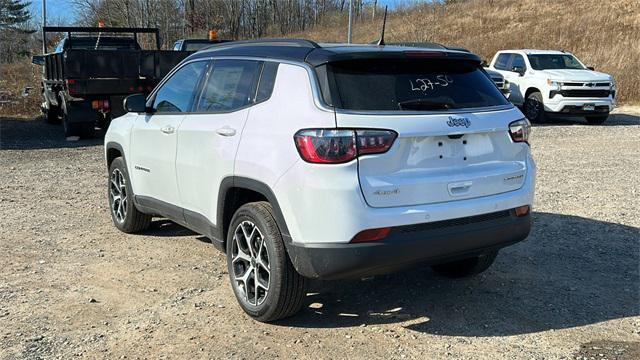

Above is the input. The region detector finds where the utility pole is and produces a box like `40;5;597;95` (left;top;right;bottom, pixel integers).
42;0;47;53
41;0;47;26
347;0;353;43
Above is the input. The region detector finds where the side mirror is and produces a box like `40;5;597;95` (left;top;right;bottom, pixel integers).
124;93;149;113
587;66;595;71
512;66;525;76
481;60;488;67
32;55;45;66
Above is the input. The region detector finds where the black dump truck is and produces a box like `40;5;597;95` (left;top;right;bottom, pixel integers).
32;26;193;138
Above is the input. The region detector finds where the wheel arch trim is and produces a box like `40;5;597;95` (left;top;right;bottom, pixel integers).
217;176;292;244
105;141;127;170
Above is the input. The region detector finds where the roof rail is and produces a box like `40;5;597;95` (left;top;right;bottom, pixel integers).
202;38;321;51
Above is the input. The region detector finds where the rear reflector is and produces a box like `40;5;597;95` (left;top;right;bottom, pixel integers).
350;227;392;243
514;205;530;217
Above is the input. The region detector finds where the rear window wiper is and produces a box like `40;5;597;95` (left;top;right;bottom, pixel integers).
397;99;454;111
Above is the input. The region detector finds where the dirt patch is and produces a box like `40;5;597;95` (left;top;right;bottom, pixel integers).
1;111;639;359
574;341;640;360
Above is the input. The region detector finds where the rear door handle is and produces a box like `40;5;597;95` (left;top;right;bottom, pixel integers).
161;125;175;134
215;127;236;137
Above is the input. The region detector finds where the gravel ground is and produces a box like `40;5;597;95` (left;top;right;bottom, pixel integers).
1;109;639;359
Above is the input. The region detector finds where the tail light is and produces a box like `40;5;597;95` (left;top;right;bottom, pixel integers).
508;119;531;144
294;129;397;164
66;79;76;95
91;99;110;110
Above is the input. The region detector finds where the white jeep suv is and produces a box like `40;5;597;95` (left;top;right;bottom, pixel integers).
489;49;615;124
105;40;536;322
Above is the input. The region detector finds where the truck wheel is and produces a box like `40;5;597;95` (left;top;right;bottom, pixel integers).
431;250;498;278
586;115;608;125
108;157;152;233
227;202;307;322
523;92;547;123
62;107;95;139
45;105;61;124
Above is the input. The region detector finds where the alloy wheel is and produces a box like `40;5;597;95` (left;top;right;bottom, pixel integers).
109;168;128;223
525;98;541;120
231;220;271;306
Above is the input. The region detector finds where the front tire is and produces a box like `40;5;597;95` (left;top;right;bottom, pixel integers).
108;157;151;233
523;91;547;123
431;250;499;278
227;202;307;322
586;115;608;125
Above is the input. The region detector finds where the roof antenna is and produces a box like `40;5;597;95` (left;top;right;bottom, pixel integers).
377;6;388;46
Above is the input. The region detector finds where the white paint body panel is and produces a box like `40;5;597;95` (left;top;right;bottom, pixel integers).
234;63;335;188
129;113;184;205
175;109;250;223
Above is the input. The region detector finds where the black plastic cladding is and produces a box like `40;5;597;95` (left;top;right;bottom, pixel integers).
184;39;482;67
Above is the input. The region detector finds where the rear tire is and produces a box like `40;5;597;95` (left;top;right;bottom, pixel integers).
586;115;608;125
523;91;547;123
227;202;307;322
431;250;499;278
62;105;95;139
45;104;60;124
108;157;152;233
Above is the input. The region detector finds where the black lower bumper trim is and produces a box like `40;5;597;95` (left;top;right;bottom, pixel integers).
286;211;531;280
558;105;610;115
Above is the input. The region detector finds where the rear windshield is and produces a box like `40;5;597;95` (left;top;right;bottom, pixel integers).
183;40;232;51
324;58;509;111
183;41;213;51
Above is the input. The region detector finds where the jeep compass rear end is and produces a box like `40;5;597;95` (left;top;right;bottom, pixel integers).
281;47;535;281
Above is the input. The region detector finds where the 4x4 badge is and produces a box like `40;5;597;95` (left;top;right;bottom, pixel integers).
447;116;471;128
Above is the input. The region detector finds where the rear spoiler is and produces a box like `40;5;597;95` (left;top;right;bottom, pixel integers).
42;26;161;53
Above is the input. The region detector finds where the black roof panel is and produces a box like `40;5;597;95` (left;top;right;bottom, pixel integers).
187;39;481;66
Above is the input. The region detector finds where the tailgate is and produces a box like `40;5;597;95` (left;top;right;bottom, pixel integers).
337;108;528;208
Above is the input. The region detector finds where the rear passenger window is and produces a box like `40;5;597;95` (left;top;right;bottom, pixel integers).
494;53;512;70
196;60;261;112
152;61;207;113
256;62;279;103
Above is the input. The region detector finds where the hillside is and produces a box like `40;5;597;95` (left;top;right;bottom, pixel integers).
0;0;638;118
293;0;640;104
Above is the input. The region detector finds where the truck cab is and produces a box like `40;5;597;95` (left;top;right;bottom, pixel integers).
172;38;232;51
488;49;615;124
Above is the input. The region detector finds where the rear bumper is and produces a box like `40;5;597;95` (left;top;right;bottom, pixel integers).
286;210;531;280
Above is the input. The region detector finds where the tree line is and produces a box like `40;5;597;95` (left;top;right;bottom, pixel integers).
71;0;381;48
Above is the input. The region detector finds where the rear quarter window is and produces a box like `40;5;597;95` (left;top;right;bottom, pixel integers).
324;58;510;111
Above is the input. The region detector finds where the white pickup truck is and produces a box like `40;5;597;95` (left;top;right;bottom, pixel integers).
488;49;615;124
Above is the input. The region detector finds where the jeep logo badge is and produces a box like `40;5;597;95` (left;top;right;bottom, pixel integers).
447;116;471;128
